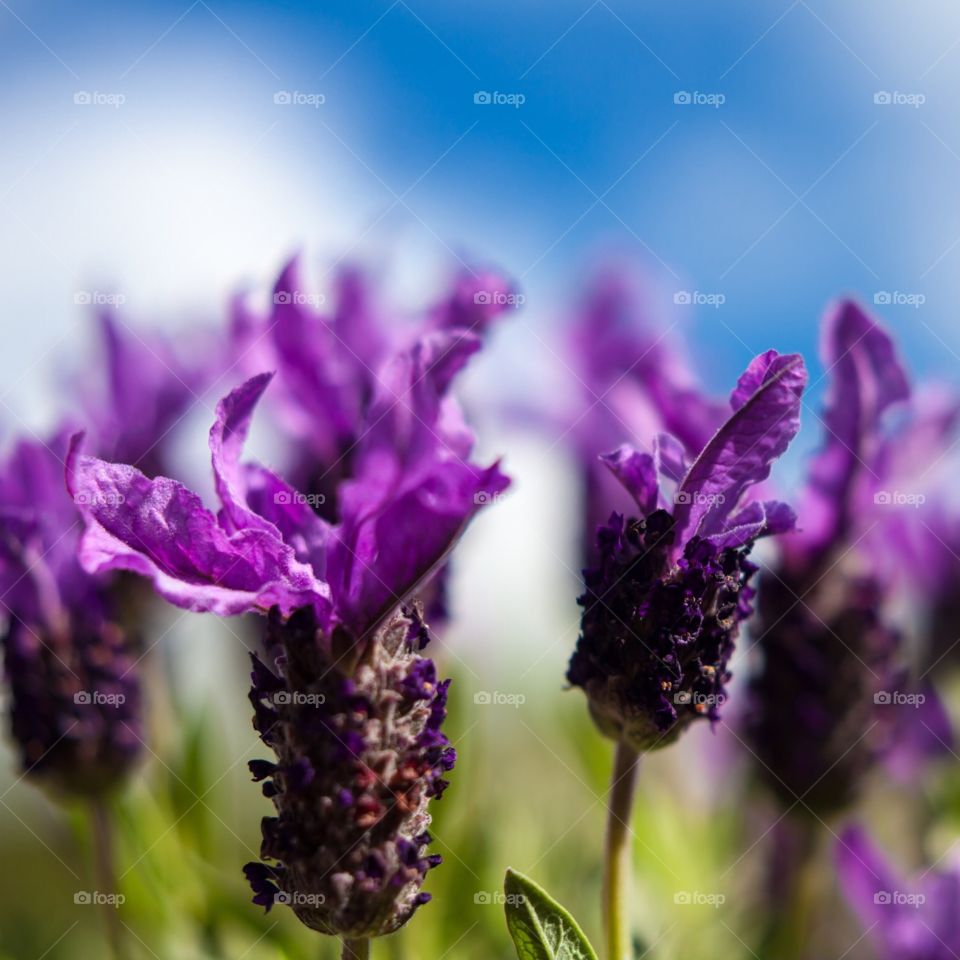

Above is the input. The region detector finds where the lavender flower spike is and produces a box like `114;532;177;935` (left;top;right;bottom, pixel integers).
68;330;509;938
568;350;807;752
747;301;912;818
0;434;142;796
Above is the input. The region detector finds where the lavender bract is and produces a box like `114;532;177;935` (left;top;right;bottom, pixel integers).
564;269;727;556
68;330;508;935
568;350;807;751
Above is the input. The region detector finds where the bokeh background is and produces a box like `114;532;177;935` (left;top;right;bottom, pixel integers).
2;2;960;958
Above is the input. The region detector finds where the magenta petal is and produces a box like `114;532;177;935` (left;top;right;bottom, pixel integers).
599;445;658;515
674;352;807;543
211;373;279;536
327;331;508;635
67;438;330;619
800;301;910;554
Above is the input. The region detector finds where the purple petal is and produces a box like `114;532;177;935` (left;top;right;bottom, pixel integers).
836;826;901;933
799;301;910;555
599;445;658;515
674;352;807;543
327;331;509;635
710;500;797;548
67;437;330;619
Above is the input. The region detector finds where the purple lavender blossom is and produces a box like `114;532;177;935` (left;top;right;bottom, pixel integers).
67;330;508;935
0;433;142;796
746;300;934;817
837;826;960;960
568;350;807;751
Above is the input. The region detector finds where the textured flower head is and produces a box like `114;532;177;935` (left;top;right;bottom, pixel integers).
0;433;141;796
568;350;807;751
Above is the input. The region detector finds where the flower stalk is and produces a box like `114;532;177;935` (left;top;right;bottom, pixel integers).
342;938;370;960
90;798;127;960
603;742;639;960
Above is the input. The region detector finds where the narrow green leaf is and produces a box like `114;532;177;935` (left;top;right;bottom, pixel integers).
503;868;600;960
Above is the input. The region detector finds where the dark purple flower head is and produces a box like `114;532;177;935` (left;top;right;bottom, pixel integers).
67;329;508;932
568;350;807;751
747;301;938;816
0;434;141;796
837;826;960;960
244;603;451;936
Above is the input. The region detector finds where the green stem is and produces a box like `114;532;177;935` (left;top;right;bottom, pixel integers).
342;938;371;960
89;798;128;960
603;741;640;960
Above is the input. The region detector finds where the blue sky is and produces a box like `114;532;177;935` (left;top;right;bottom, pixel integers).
2;0;960;425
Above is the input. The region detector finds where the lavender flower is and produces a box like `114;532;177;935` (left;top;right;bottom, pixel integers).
747;301;920;817
67;330;508;936
568;350;807;751
0;433;142;796
837;826;959;960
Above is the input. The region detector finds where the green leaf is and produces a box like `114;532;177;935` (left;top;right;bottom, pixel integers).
503;868;600;960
